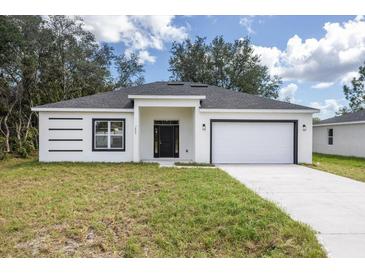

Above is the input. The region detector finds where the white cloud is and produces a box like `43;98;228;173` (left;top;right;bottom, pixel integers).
138;50;156;64
253;16;365;86
341;71;360;85
239;16;255;35
81;16;134;43
80;16;188;63
253;45;282;74
310;99;343;119
279;83;298;102
355;15;364;22
311;82;335;89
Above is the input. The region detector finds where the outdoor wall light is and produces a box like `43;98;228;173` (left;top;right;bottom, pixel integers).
302;124;307;131
202;123;206;131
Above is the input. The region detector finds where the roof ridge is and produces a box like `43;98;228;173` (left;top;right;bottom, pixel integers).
33;81;316;110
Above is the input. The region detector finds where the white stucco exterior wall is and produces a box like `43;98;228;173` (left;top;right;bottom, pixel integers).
313;123;365;158
36;107;315;164
195;111;314;164
38;111;134;162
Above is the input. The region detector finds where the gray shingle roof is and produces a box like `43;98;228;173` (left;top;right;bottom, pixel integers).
34;81;316;110
316;109;365;124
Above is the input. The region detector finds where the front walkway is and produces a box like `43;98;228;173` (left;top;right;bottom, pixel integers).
218;164;365;258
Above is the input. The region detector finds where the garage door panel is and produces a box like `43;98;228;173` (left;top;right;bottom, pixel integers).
212;122;294;164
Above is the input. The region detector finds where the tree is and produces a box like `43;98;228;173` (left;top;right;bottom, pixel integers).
169;37;213;84
38;16;114;102
169;36;282;98
313;117;321;124
336;106;351;116
0;15;145;158
114;53;145;88
342;62;365;112
0;16;43;153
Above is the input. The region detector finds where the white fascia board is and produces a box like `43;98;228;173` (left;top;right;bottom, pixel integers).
31;107;134;113
313;121;365;127
128;95;206;100
199;108;319;113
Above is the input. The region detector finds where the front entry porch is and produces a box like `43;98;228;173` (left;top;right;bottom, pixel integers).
130;94;204;162
138;107;194;162
133;103;200;162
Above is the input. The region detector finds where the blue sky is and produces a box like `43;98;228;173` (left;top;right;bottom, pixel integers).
82;15;364;119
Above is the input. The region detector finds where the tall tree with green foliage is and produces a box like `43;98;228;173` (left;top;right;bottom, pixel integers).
340;62;365;114
169;36;282;98
38;16;115;102
0;15;145;158
0;16;44;154
114;53;145;88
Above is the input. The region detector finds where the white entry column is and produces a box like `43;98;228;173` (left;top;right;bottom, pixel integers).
133;104;140;162
194;106;199;162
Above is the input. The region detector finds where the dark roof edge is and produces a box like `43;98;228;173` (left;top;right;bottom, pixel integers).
31;81;319;111
315;109;365;125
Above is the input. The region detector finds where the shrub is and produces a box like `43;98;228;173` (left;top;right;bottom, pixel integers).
15;139;35;158
0;136;7;160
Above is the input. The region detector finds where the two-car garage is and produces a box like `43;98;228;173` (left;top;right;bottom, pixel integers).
211;120;298;164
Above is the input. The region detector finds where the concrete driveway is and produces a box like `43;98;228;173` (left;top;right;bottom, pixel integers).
218;164;365;258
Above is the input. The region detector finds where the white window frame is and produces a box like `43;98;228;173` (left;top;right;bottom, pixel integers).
93;119;125;151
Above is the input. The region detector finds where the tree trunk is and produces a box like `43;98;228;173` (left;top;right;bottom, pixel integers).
1;113;11;153
15;105;23;147
24;112;34;140
2;101;16;152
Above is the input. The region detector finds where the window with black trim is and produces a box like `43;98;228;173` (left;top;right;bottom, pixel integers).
93;119;125;151
328;128;333;145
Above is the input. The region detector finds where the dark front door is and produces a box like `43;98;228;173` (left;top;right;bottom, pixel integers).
159;126;174;157
154;121;179;158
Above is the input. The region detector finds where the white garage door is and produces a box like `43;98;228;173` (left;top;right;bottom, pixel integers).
212;121;294;164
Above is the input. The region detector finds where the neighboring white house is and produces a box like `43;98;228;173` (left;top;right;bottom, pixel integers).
31;82;318;164
313;109;365;158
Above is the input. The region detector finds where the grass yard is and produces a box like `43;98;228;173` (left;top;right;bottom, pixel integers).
0;157;325;258
311;153;365;183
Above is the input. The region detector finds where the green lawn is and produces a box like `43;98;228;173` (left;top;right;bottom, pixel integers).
0;157;325;258
311;153;365;183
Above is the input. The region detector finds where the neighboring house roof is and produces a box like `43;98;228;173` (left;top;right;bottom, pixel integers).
33;81;316;110
316;109;365;125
